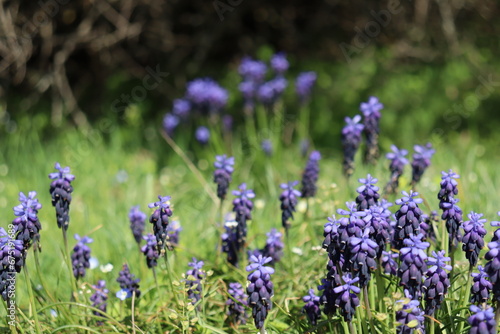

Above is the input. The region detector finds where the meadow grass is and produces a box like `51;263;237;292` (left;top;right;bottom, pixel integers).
0;114;499;333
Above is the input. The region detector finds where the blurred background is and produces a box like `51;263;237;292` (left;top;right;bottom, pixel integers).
0;0;499;148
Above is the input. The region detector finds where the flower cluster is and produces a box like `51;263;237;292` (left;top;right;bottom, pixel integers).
90;280;108;324
295;72;317;103
71;234;93;280
462;212;487;267
246;255;274;330
226;282;248;326
392;191;424;250
384;145;409;194
213;155;235;201
185;258;205;305
333;275;361;322
470;265;491;304
355;174;380;210
186;78;228;114
422;250;451;315
411;143;435;185
48;162;75;230
395;291;425;334
0;228;24;301
232;184;255;252
262;228;284;265
12;191;42;251
301;151;321;199
302;289;322;326
468;305;497;334
348;228;378;287
398;234;429;298
141;234;159;269
341;115;364;177
148;195;173;254
438;170;462;251
116;264;141;299
129;206;146;246
360;96;383;164
279;181;301;232
166;220;181;251
222;221;239;267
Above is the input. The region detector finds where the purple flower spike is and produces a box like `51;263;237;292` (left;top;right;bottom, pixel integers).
439;197;463;251
411;143;435;185
186;78;228;114
262;228;284;265
129;206;146;246
12;191;42;250
222;220;240;267
195;126;210;145
279;181;301;232
232;183;255;252
462;212;487;267
423;250;451;315
226;282;248;325
172;98;191;119
213;155;235;201
148;195;173;254
360;96;383;164
349;228;378;287
71;234;94;280
301;151;321;199
239;57;267;83
395;290;425;333
398;234;429;298
484;236;500;302
420;211;438;243
90;280;108;325
246;255;274;330
364;204;392;259
141;234;159;269
270;52;289;75
49;162;75;230
116;264;141;299
261;139;273;157
468;305;497;334
438;169;460;201
381;251;398;276
257;77;288;107
341;115;364;177
384;145;409;194
392;191;424;250
470;265;492;304
184;258;205;306
1;228;24;301
166;220;181;251
356;174;380;210
302;289;322;326
163;113;180;136
333;274;361;322
295;71;317;103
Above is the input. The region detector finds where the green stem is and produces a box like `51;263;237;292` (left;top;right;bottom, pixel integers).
375;265;386;313
62;228;78;301
429;318;435;334
152;268;164;334
131;291;136;334
348;321;357;334
457;266;472;333
23;265;41;334
363;285;376;334
163;253;179;305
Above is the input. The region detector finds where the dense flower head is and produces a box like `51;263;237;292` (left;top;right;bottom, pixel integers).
468;305;497;334
336;202;367;270
172;98;191;119
270;52;289;74
392;191;424;249
222;221;239;267
246;255;274;329
422;250;451;315
295;71;317;102
185;258;205;305
141;234;159;269
322;215;343;263
186;78;228;113
381;250;399;276
364;204;392;258
333;274;361;321
239;81;257;103
262;228;284;265
279;181;301;231
349;228;378;287
163;113;180;136
385;145;409;193
239;57;267;83
116;264;141;299
213;154;235;201
462;212;487;267
301;150;321;198
420;211;438;243
356;174;380;210
129;206;146;245
440;197;463;248
90;280;108;324
470;265;492;304
232;183;255;251
360;96;383;164
71;234;93;280
302;289;322;326
12;191;42;249
166;220;181;251
411;143;435;184
261;139;273;156
257;77;288;106
148;195;173;253
360;96;383;119
398;234;429;298
341;115;364;177
438;169;460;201
395;291;425;334
484;237;500;302
0;228;25;301
226;282;248;325
195;126;210;145
49;162;75;230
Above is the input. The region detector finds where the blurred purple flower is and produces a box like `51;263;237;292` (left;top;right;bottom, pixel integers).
116;264;141;299
270;52;289;75
213;154;235;201
301;150;321;198
341;115;364;177
71;234;93;280
279;181;301;231
129;206;146;246
246;255;274;330
411;143;435;185
186;78;228;114
226;282;248;325
49;162;75;230
302;289;321;326
295;71;317;103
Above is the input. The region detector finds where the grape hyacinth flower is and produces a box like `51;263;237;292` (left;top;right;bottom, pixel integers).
186;78;228;114
336;202;367;272
232;184;255;252
484;234;500;303
364;204;392;259
195;126;210;145
422;250;451;315
385;145;409;194
261;139;273;157
239;57;267;83
163;113;180;137
262;228;284;265
172;98;191;120
12;191;42;250
322;215;342;263
349;228;378;287
246;255;274;330
438;169;460;202
213;154;235;201
462;212;487;268
257;77;288;107
1;228;25;301
90;280;108;325
148;195;173;254
71;234;93;280
279;181;301;232
381;250;399;276
185;258;205;305
468;305;497;334
341;115;364;177
295;71;317;103
302;289;322;327
239;81;258;111
420;211;438;243
440;197;463;250
360;96;383;164
226;282;248;326
355;174;380;210
129;206;146;246
141;234;159;269
333;274;361;322
301;151;321;199
470;265;492;304
411;143;435;186
166;220;181;251
398;234;429;298
222;221;239;267
395;291;425;334
392;191;424;250
48;162;75;230
116;264;141;299
270;52;289;75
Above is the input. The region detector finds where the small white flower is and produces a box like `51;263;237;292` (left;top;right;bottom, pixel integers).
292;247;303;256
297;200;307;213
50;309;58;318
89;257;99;269
255;199;265;210
100;263;114;273
116;289;130;301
